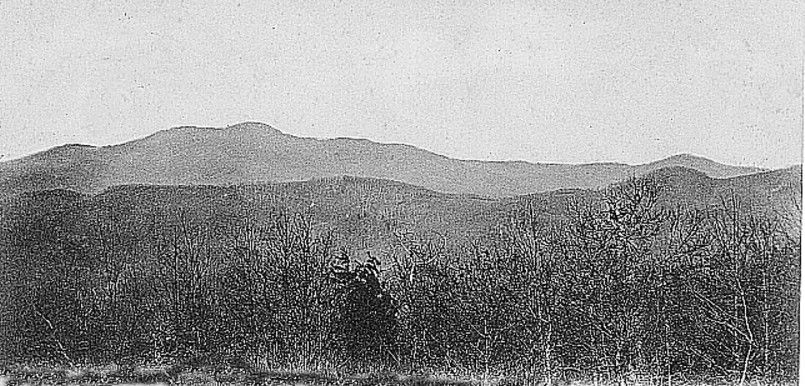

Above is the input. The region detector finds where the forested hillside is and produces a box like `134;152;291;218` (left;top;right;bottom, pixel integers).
0;169;800;384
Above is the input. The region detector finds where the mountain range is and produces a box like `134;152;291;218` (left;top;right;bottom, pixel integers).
0;123;800;286
0;122;770;198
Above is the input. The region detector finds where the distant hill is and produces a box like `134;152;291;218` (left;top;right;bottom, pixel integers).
507;165;801;222
0;122;767;198
2;167;798;260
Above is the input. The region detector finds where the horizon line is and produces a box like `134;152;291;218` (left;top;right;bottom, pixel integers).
1;121;791;171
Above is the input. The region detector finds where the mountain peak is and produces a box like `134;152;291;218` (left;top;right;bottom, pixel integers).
654;153;721;165
224;121;284;133
159;121;285;134
644;153;765;178
138;122;288;144
665;153;703;161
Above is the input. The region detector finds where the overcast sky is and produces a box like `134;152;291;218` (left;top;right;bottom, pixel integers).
0;1;801;168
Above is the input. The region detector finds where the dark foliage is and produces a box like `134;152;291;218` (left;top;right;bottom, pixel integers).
331;250;397;362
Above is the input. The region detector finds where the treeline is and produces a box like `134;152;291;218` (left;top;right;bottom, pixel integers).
0;179;799;383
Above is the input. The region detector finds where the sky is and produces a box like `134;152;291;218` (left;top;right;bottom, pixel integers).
0;0;801;168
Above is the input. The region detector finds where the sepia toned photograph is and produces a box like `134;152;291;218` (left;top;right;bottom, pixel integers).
0;1;801;385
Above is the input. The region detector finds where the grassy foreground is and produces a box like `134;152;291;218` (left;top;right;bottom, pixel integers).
1;363;472;386
0;362;797;386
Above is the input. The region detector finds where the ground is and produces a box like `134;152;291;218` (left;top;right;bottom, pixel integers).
1;364;481;386
0;364;796;386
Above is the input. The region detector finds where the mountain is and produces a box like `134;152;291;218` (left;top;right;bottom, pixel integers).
0;122;768;198
630;165;801;217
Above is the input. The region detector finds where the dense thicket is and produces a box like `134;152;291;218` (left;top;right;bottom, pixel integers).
0;179;799;383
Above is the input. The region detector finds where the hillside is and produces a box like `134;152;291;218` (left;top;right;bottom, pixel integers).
0;122;766;198
2;167;798;260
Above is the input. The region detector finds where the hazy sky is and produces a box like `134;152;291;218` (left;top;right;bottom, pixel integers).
0;1;801;168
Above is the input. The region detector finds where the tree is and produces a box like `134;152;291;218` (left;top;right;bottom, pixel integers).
331;250;396;363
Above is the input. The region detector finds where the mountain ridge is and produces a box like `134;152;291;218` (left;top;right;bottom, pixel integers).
0;122;775;198
14;123;767;170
